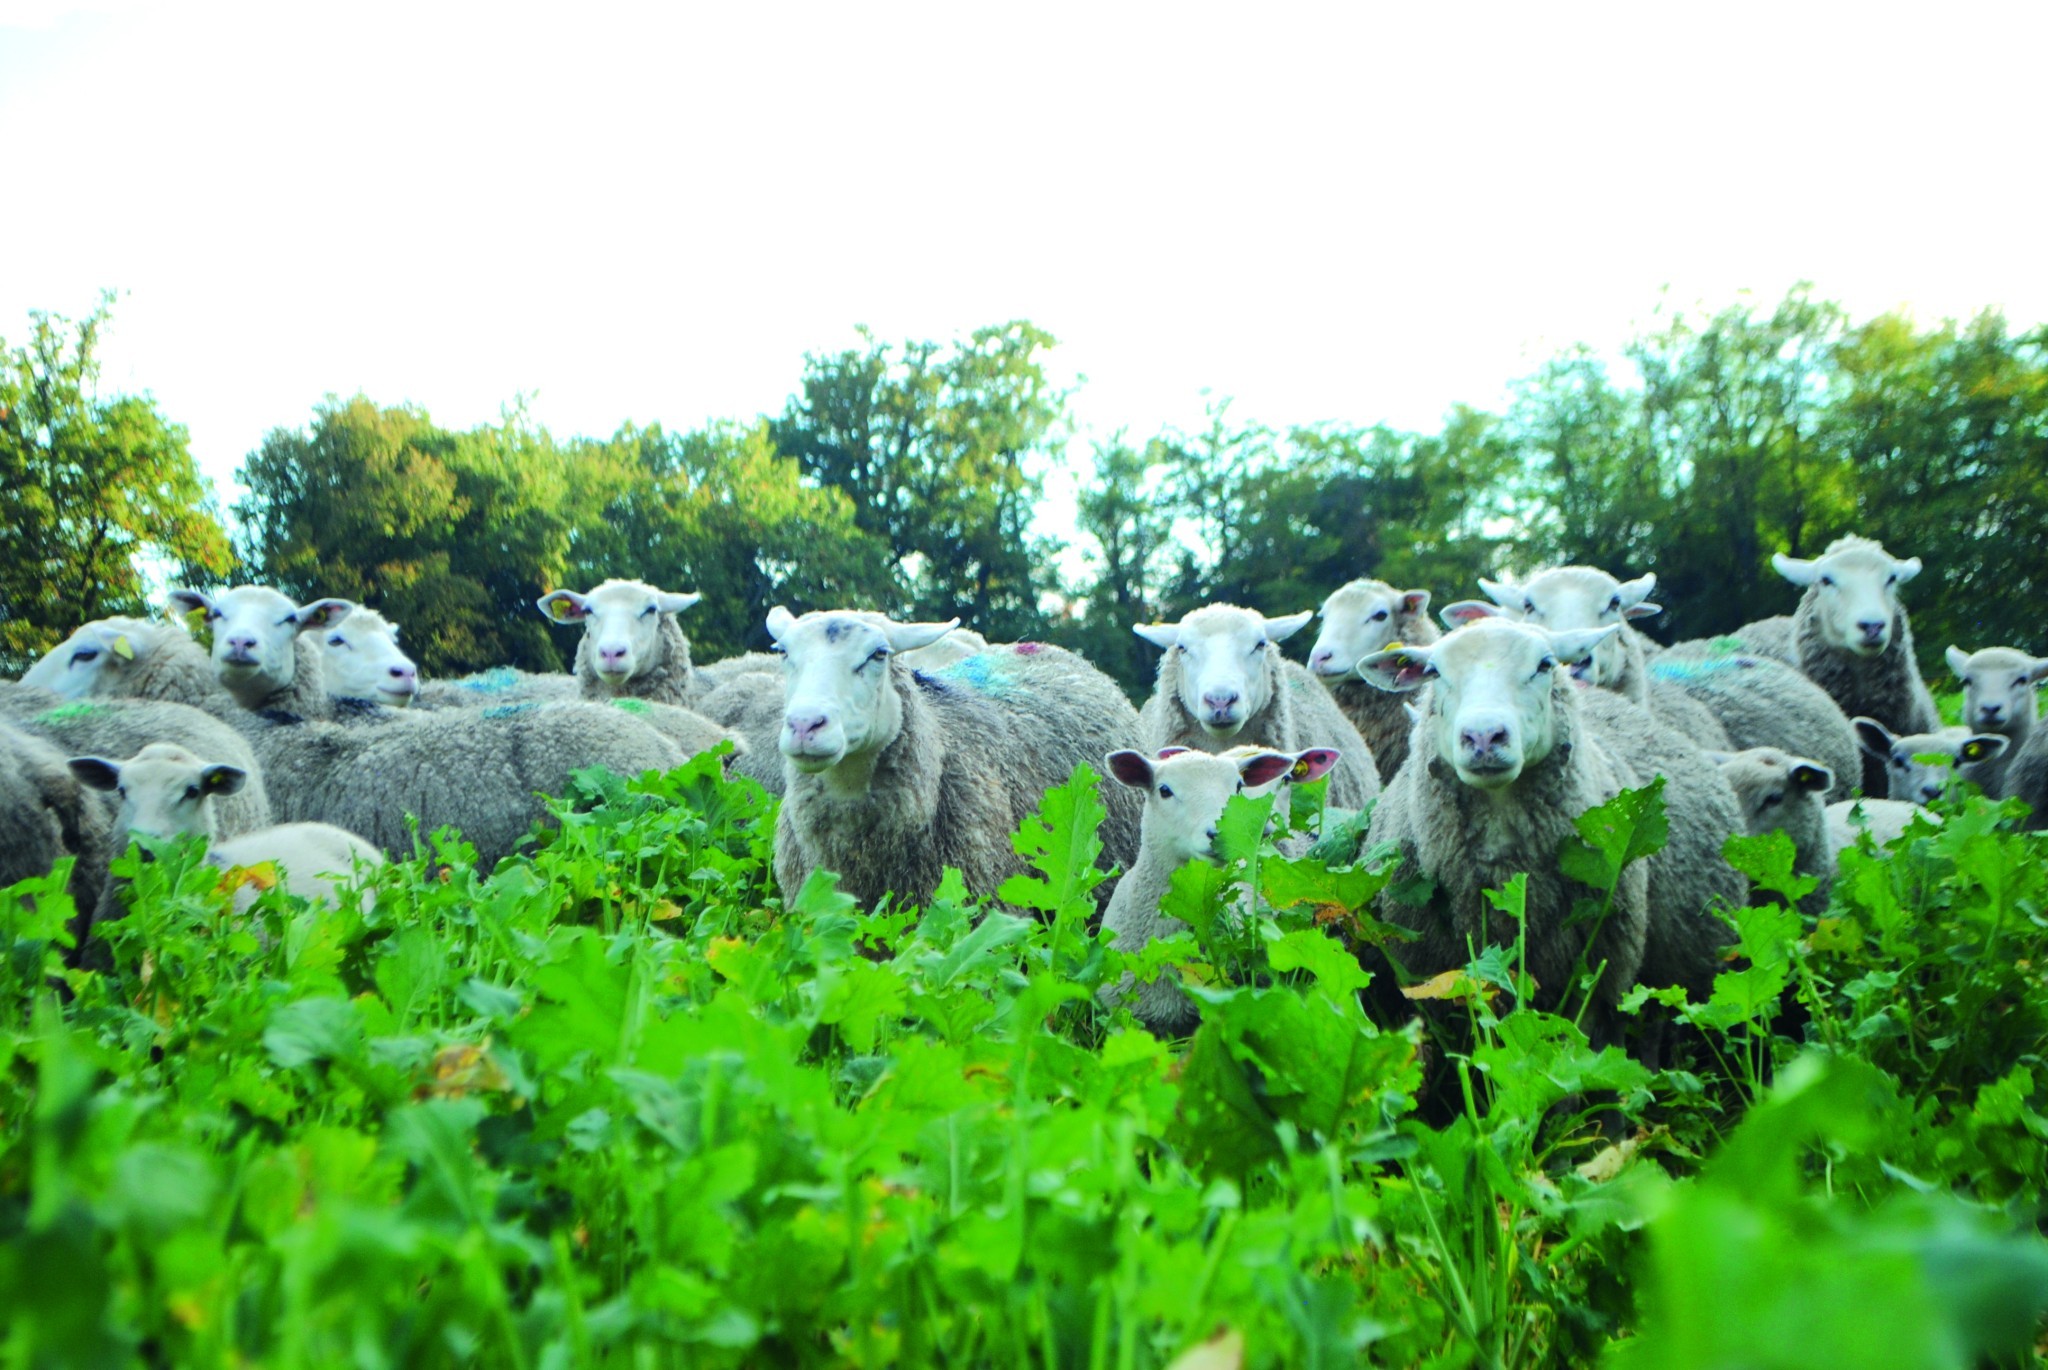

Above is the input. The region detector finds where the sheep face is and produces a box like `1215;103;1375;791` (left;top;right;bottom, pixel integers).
1771;540;1921;658
1707;746;1833;836
1307;581;1427;681
1358;619;1619;791
318;608;419;706
1106;746;1337;866
1852;719;2007;803
538;580;701;689
19;617;159;700
1946;645;2048;734
765;607;957;774
167;586;355;701
1136;605;1313;738
1467;567;1658;688
68;742;246;842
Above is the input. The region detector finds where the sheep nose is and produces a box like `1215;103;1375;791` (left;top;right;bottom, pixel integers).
1204;826;1219;845
1856;619;1887;641
389;664;417;686
1201;690;1240;713
1308;648;1334;670
225;634;258;656
1978;703;2003;722
598;644;629;666
1462;725;1510;755
1919;784;1942;802
786;714;828;745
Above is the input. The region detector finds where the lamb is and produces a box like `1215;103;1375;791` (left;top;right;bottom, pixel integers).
1826;796;1940;851
1305;579;1438;783
69;743;383;928
1135;604;1380;811
1448;567;1731;750
1944;646;2048;797
1851;718;2009;805
766;609;1143;911
1099;746;1340;1034
1647;641;1861;804
1707;747;1839;913
1722;537;1939;796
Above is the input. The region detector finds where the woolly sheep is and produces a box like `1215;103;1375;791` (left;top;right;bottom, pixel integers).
0;720;110;931
1449;567;1732;751
1826;797;1939;851
765;609;1143;911
1727;537;1939;796
2006;729;2048;832
1648;641;1861;804
1944;645;2048;797
69;743;383;925
166;586;357;718
696;671;790;795
1851;718;2008;804
1305;579;1438;783
1098;746;1340;1034
1708;747;1838;914
1135;604;1380;811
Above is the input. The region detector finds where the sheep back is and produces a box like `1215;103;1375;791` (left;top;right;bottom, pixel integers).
697;672;788;795
1650;643;1860;803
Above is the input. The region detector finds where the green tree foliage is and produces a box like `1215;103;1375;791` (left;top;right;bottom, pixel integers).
0;297;231;671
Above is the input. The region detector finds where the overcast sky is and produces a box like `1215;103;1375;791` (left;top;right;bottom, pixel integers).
3;1;2044;513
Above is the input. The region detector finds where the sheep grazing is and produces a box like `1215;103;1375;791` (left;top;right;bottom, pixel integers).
69;743;382;926
1708;747;1838;913
766;608;1143;911
1945;645;2048;797
1648;642;1861;804
1099;746;1340;1034
1448;567;1731;750
1305;579;1438;783
1135;604;1380;811
1851;718;2008;805
1727;537;1939;796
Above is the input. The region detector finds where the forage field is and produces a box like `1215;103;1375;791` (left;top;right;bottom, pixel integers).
3;745;2047;1368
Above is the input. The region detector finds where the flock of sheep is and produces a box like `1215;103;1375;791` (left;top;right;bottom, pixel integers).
4;533;2044;1044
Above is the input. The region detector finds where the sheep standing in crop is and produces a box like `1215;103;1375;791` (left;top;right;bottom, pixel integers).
1718;538;1938;796
1945;646;2047;797
0;720;110;928
1305;580;1438;783
1708;747;1839;913
1099;746;1339;1034
1647;642;1861;803
767;609;1143;910
1851;718;2009;805
1136;605;1379;811
1450;567;1730;750
70;743;382;927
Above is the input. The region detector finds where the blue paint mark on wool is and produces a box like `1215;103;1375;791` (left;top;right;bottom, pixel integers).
458;667;523;695
1651;651;1764;684
932;653;1022;699
481;702;539;720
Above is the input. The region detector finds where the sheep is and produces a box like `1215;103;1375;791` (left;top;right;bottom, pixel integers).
1448;567;1732;750
0;684;273;843
312;606;422;706
1726;537;1939;796
2006;730;2048;832
898;628;990;673
1708;747;1838;913
1944;645;2048;797
696;671;790;795
1851;718;2009;805
0;720;111;931
19;616;223;712
1305;579;1439;783
765;609;1143;911
1135;604;1380;812
165;587;357;718
1826;797;1939;851
68;743;383;927
1648;640;1861;804
1098;746;1340;1034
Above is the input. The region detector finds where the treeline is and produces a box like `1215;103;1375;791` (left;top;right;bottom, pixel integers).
3;290;2044;692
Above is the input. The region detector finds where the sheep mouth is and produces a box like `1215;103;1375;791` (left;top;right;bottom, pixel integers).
782;742;846;773
1198;712;1246;736
1456;759;1521;788
1309;660;1352;679
376;686;418;707
1846;637;1891;658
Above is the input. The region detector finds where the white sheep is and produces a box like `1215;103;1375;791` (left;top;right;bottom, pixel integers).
538;579;771;705
313;605;421;705
165;587;357;717
1304;579;1438;783
1944;645;2047;797
1099;745;1339;1034
1850;718;2008;805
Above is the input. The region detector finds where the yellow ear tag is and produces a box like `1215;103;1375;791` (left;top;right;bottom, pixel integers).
112;635;134;660
1387;641;1405;651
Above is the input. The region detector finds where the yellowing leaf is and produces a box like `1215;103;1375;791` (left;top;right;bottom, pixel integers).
1167;1328;1244;1370
421;1042;509;1099
1402;969;1499;1003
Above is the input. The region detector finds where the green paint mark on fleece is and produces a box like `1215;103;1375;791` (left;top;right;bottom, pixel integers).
37;702;106;723
611;699;651;715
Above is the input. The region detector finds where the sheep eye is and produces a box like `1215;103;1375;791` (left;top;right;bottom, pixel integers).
1523;599;1537;615
1819;575;1835;588
1370;609;1389;622
1249;639;1266;653
1535;656;1557;674
328;635;347;647
1607;595;1621;613
1961;677;1973;688
72;648;99;664
1235;779;1245;792
1761;792;1782;808
867;647;889;665
1893;756;1908;768
184;784;200;801
1158;784;1173;799
1885;574;1898;587
640;605;658;617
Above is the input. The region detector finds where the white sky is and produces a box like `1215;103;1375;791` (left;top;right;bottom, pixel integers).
3;1;2045;537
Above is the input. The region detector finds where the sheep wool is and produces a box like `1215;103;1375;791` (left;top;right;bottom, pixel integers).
0;720;111;929
1307;579;1440;783
1649;642;1861;803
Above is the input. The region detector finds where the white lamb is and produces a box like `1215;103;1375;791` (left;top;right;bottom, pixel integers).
1850;718;2009;805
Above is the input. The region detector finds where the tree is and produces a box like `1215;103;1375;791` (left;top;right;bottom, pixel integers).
1064;436;1178;691
0;296;232;671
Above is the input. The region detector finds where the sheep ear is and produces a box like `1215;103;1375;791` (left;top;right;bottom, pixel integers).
764;605;798;643
1357;646;1437;694
1286;748;1341;784
1550;624;1623;666
2025;658;2048;686
1960;735;2009;763
884;618;958;653
166;588;214;617
1398;590;1430;617
538;590;593;624
1852;717;1896;759
200;764;248;796
1790;760;1834;793
1477;577;1517;608
1772;553;1820;586
655;591;702;616
1440;600;1503;628
1263;610;1314;643
294;598;356;633
1236;750;1298;789
1616;572;1658;608
1156;746;1193;759
1892;557;1923;584
1623;600;1663;621
1133;622;1180;650
1945;645;1971;677
68;757;122;792
1104;750;1155;788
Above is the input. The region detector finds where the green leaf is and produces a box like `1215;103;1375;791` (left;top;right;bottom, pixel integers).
1560;777;1668;890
